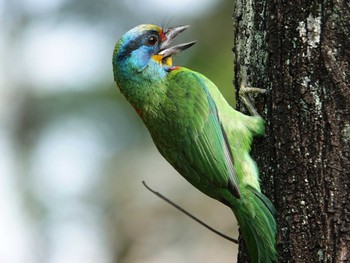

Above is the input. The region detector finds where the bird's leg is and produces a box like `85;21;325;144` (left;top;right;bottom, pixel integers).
239;68;266;117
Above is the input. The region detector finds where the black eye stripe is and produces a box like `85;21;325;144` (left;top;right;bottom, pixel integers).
116;35;143;61
116;31;160;61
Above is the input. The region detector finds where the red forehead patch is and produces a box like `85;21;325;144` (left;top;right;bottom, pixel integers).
159;30;166;41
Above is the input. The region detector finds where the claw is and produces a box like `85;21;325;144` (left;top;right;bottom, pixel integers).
239;68;266;117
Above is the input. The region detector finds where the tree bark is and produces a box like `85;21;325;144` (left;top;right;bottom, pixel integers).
232;1;350;262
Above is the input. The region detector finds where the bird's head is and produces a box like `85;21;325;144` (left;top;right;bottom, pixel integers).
113;24;195;80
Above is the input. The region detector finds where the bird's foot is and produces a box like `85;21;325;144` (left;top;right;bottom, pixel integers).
239;86;266;96
238;68;266;116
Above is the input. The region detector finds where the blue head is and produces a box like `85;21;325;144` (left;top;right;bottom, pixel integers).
112;24;195;86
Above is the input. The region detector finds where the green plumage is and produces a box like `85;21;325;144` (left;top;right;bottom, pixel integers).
113;24;277;263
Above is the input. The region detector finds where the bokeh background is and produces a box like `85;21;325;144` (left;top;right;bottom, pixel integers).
0;0;239;262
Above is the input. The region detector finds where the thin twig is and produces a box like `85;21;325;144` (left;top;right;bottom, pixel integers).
142;180;238;244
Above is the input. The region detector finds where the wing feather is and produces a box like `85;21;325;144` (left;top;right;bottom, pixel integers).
166;69;240;198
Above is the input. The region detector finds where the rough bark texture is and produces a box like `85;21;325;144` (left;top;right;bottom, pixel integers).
232;1;350;262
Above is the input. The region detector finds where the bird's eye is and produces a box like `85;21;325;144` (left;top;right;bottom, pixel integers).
147;35;158;46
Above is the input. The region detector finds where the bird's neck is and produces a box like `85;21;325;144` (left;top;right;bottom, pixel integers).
115;59;167;115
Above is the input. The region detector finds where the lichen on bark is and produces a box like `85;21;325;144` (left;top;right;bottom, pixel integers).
232;1;350;262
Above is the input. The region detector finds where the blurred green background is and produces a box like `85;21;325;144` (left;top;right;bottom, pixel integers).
0;0;238;262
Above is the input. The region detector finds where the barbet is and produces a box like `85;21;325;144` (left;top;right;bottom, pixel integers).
112;24;277;263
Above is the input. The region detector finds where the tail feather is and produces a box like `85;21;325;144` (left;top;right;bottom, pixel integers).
252;187;276;216
232;188;277;263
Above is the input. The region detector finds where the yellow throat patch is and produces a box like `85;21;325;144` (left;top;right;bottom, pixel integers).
152;54;173;66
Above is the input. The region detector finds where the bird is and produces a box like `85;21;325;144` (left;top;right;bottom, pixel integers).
112;24;277;263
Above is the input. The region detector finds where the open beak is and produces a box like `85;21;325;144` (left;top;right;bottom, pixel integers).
158;25;196;59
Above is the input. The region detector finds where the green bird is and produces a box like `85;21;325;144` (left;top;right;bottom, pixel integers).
112;24;277;263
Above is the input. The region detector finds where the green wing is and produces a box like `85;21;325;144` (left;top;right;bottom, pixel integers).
163;68;240;198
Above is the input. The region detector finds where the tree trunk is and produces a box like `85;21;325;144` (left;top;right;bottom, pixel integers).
232;1;350;262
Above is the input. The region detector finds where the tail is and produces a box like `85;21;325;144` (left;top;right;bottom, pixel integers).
232;187;277;263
